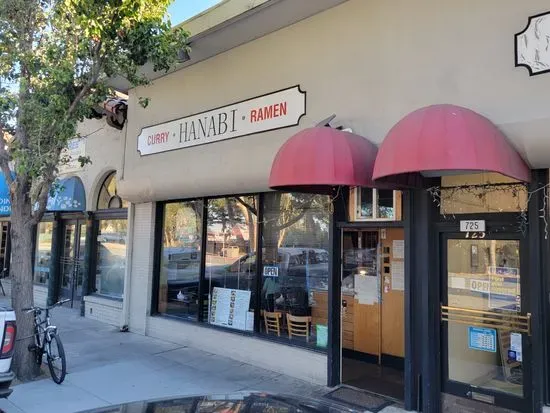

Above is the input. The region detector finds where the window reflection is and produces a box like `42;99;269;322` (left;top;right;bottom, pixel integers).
260;193;330;349
158;201;203;320
34;222;53;285
205;196;257;331
95;219;127;298
358;188;373;219
377;189;394;219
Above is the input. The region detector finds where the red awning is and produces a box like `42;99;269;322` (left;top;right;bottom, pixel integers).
373;104;531;186
269;127;378;192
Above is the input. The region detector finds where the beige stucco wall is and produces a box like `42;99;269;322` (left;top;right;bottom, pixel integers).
61;117;126;211
120;0;550;203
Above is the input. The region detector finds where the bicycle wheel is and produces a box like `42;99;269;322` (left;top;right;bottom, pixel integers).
46;333;66;384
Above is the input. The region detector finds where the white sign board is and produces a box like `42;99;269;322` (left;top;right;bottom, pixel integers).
263;266;278;277
209;287;251;331
516;12;550;76
137;86;306;155
460;220;485;232
59;138;86;173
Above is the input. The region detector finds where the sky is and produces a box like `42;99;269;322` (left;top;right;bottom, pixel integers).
168;0;222;25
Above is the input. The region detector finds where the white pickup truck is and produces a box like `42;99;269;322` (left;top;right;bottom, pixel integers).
0;306;16;398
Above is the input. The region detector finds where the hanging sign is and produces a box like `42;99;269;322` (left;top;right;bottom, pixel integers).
137;85;306;155
263;266;279;277
460;220;485;232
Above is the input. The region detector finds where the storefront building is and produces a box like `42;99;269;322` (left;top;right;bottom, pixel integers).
110;1;550;412
2;112;130;326
4;0;550;412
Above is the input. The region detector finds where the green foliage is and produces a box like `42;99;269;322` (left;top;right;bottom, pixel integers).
0;0;189;217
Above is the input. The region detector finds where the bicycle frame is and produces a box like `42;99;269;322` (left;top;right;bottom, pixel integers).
33;309;57;351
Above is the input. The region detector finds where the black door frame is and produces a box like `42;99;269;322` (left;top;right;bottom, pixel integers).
59;217;87;307
439;229;532;412
405;170;548;413
328;185;413;406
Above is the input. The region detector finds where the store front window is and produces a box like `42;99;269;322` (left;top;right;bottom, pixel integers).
205;196;257;331
158;200;203;320
95;219;127;298
154;192;332;351
34;222;53;285
440;173;527;214
93;171;128;299
260;193;330;348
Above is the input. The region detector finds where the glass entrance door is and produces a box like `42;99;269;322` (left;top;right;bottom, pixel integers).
442;234;531;411
60;220;87;307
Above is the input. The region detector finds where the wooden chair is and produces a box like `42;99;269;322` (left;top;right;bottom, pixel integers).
286;314;312;342
263;310;282;336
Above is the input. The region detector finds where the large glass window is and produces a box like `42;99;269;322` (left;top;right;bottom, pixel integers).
95;219;127;298
205;196;257;331
34;222;53;285
154;192;333;351
260;193;330;349
158;201;203;320
440;173;527;214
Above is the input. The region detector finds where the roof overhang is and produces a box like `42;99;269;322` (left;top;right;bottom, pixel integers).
108;0;349;93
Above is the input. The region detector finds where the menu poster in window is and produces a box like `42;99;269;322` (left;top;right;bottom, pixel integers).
392;240;404;259
391;260;405;291
210;287;251;331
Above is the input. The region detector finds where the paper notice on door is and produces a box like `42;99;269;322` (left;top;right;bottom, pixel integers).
510;332;523;362
391;260;405;291
393;240;404;259
354;274;378;304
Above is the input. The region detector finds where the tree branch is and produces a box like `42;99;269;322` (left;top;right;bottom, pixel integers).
31;180;50;226
234;196;257;215
67;41;103;117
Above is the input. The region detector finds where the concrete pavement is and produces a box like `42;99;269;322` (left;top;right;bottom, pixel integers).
0;299;406;413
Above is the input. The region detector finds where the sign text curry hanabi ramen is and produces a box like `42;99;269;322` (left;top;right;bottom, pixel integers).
137;86;306;155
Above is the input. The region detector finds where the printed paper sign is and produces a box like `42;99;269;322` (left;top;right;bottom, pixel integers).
468;326;497;352
510;332;523;362
137;86;306;155
209;287;251;331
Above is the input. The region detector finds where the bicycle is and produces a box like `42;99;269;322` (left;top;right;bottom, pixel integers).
23;299;69;384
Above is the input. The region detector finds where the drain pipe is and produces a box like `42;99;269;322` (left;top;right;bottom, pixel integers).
120;202;135;331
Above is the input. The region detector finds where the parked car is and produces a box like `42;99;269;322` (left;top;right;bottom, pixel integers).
78;392;357;413
0;305;16;398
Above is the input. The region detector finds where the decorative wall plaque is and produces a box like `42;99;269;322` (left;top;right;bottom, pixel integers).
515;11;550;76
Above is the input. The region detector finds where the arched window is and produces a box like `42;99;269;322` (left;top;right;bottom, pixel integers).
94;171;128;299
97;172;128;210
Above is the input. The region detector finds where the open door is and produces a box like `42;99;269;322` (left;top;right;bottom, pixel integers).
340;227;405;400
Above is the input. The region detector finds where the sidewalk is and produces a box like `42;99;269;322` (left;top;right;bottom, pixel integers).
0;299;405;413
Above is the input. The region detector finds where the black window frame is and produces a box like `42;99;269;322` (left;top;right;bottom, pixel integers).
152;191;332;353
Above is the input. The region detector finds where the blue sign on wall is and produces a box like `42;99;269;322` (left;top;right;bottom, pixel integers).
468;326;497;352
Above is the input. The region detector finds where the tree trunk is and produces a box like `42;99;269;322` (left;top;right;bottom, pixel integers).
10;194;41;381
